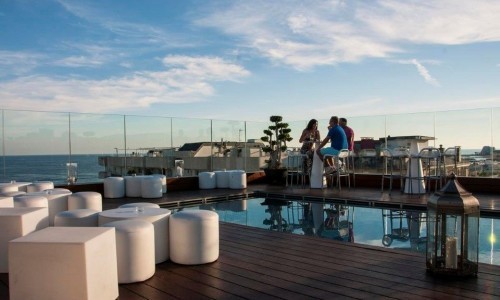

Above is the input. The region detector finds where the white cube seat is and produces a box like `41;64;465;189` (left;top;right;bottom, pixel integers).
198;172;216;189
229;170;247;189
153;174;167;193
102;220;155;283
68;191;103;211
103;177;125;198
119;202;160;209
124;175;143;197
0;196;14;208
26;181;54;193
141;176;163;198
8;227;118;300
0;207;49;272
169;210;219;265
214;170;230;188
27;189;72;226
54;209;99;227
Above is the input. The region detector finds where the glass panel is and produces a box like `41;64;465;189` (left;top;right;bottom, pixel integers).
245;120;268;171
348;115;385;174
436;108;492;178
426;210;436;264
466;214;479;264
70;113;125;181
211;119;247;171
491;107;499;178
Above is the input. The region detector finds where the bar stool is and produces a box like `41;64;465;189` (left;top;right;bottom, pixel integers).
417;147;443;193
323;149;350;191
443;146;460;176
380;147;410;193
286;151;307;188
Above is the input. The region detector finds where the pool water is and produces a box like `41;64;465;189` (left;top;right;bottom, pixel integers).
173;197;500;266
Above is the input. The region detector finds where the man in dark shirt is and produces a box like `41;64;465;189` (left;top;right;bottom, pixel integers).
339;117;354;152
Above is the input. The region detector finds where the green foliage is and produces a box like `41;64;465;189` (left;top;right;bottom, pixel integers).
260;115;293;169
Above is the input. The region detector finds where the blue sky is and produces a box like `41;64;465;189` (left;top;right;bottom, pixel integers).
1;0;500;122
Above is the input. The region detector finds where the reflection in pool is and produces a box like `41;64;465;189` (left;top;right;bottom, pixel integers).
172;197;500;266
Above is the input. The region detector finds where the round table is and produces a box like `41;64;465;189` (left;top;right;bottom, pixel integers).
98;207;171;263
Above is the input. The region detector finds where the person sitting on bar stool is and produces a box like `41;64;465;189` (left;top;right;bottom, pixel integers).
316;116;348;174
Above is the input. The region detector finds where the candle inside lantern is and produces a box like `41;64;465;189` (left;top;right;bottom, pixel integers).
445;236;458;269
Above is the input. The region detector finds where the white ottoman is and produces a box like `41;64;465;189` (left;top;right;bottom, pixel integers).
0;183;18;193
14;195;48;208
125;175;143;197
229;170;247;189
26;181;54;192
0;196;14;207
0;207;49;272
68;191;103;211
104;177;125;198
102;220;155;283
169;210;219;265
119;202;160;209
141;176;163;198
153;174;167;193
54;209;99;227
199;172;216;189
99;207;171;264
9;227;118;300
27;189;72;226
214;170;230;188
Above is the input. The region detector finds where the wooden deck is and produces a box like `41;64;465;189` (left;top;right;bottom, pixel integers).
1;184;500;299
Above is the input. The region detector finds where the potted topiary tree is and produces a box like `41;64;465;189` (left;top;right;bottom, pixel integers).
261;115;293;184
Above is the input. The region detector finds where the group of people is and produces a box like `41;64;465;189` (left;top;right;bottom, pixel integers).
298;116;354;175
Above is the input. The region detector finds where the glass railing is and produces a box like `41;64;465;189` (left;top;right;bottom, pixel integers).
0;108;498;184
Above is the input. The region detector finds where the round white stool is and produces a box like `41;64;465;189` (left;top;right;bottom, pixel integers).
153;174;167;193
229;170;247;189
119;202;160;209
68;192;103;211
101;220;155;284
26;181;54;193
169;210;219;265
54;209;99;227
214;170;230;188
104;177;125;198
14;195;48;208
124;175;143;197
0;184;18;193
141;176;163;198
99;207;171;264
198;172;216;189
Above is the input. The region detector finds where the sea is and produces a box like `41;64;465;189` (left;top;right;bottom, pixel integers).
0;155;104;185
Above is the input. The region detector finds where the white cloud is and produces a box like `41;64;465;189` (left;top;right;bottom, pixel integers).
0;51;45;76
395;59;440;86
195;0;500;70
0;56;250;113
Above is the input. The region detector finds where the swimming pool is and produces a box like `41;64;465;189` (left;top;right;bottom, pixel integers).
172;197;500;266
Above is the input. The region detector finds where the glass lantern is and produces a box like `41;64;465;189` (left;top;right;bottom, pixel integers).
426;173;480;277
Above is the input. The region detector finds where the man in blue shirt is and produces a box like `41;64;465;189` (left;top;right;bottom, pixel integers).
316;116;348;172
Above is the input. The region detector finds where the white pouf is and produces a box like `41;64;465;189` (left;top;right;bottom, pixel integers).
169;210;219;265
0;196;14;208
99;207;171;264
13;195;48;208
214;170;230;188
141;176;163;198
153;174;167;193
102;220;155;283
0;207;49;272
54;209;99;227
68;191;103;211
229;170;247;189
104;177;125;198
26;181;54;193
119;202;160;209
198;172;216;189
9;227;118;300
125;175;143;197
27;189;72;226
0;184;18;193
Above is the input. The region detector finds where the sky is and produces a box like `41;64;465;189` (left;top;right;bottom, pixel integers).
1;0;500;122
